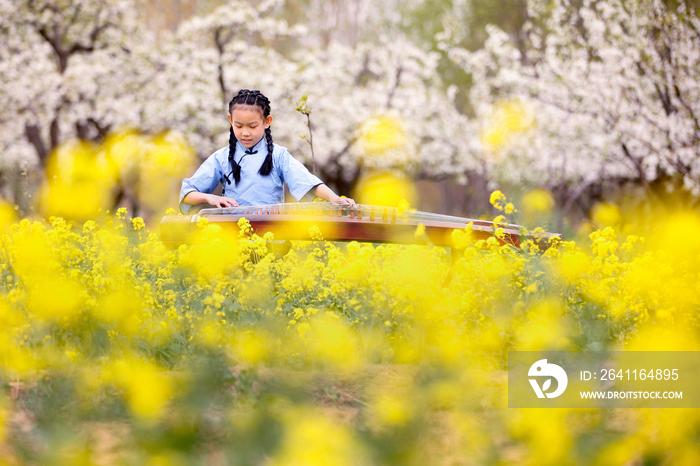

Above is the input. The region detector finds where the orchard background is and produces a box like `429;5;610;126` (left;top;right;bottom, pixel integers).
1;0;700;464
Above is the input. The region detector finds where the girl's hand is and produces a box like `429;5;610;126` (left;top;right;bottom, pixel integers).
331;195;356;205
312;185;355;205
205;194;239;208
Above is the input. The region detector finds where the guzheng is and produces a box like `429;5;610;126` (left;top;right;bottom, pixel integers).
160;202;559;249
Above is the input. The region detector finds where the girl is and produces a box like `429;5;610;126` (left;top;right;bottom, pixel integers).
180;89;354;214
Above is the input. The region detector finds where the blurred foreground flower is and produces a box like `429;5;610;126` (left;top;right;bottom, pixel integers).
522;189;554;216
357;113;417;169
591;202;622;228
40;140;111;220
481;99;535;153
354;170;417;207
39;130;194;220
0;194;699;464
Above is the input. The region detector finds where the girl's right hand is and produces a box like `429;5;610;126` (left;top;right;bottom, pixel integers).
205;194;239;208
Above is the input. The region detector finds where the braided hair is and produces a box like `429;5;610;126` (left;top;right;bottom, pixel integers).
226;89;275;186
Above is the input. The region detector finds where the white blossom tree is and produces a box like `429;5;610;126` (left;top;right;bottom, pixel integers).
446;0;700;216
144;0;305;157
275;35;477;195
152;4;475;198
0;0;157;161
0;0;479;214
0;0;164;212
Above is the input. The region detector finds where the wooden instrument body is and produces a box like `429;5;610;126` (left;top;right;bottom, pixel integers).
160;203;558;249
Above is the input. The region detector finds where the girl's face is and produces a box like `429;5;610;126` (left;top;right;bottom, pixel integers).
228;106;273;149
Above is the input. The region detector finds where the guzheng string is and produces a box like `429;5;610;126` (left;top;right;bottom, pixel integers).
198;202;524;229
163;202;558;249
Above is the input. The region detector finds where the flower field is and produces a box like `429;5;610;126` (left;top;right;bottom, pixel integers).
3;0;700;463
0;198;699;465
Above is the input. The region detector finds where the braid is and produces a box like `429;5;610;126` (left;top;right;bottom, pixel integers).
228;126;241;185
227;89;274;184
259;127;274;176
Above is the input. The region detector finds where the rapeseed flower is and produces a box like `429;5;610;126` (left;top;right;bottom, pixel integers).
0;179;699;464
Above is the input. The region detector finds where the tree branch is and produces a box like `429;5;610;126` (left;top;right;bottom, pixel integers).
561;177;596;218
24;123;47;162
214;27;234;104
49;116;60;149
386;66;403;110
619;142;660;200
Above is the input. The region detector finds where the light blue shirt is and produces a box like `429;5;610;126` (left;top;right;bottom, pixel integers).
179;139;323;214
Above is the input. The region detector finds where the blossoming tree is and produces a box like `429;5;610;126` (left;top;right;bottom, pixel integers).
446;0;700;217
0;0;164;212
144;3;476;200
0;0;158;161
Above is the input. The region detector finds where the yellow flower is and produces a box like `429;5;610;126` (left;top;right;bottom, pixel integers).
82;220;97;233
481;99;534;151
237;217;253;236
591;202;621;227
493;215;506;225
522;189;554;215
489;190;508;211
309;225;324;241
414;223;426;238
